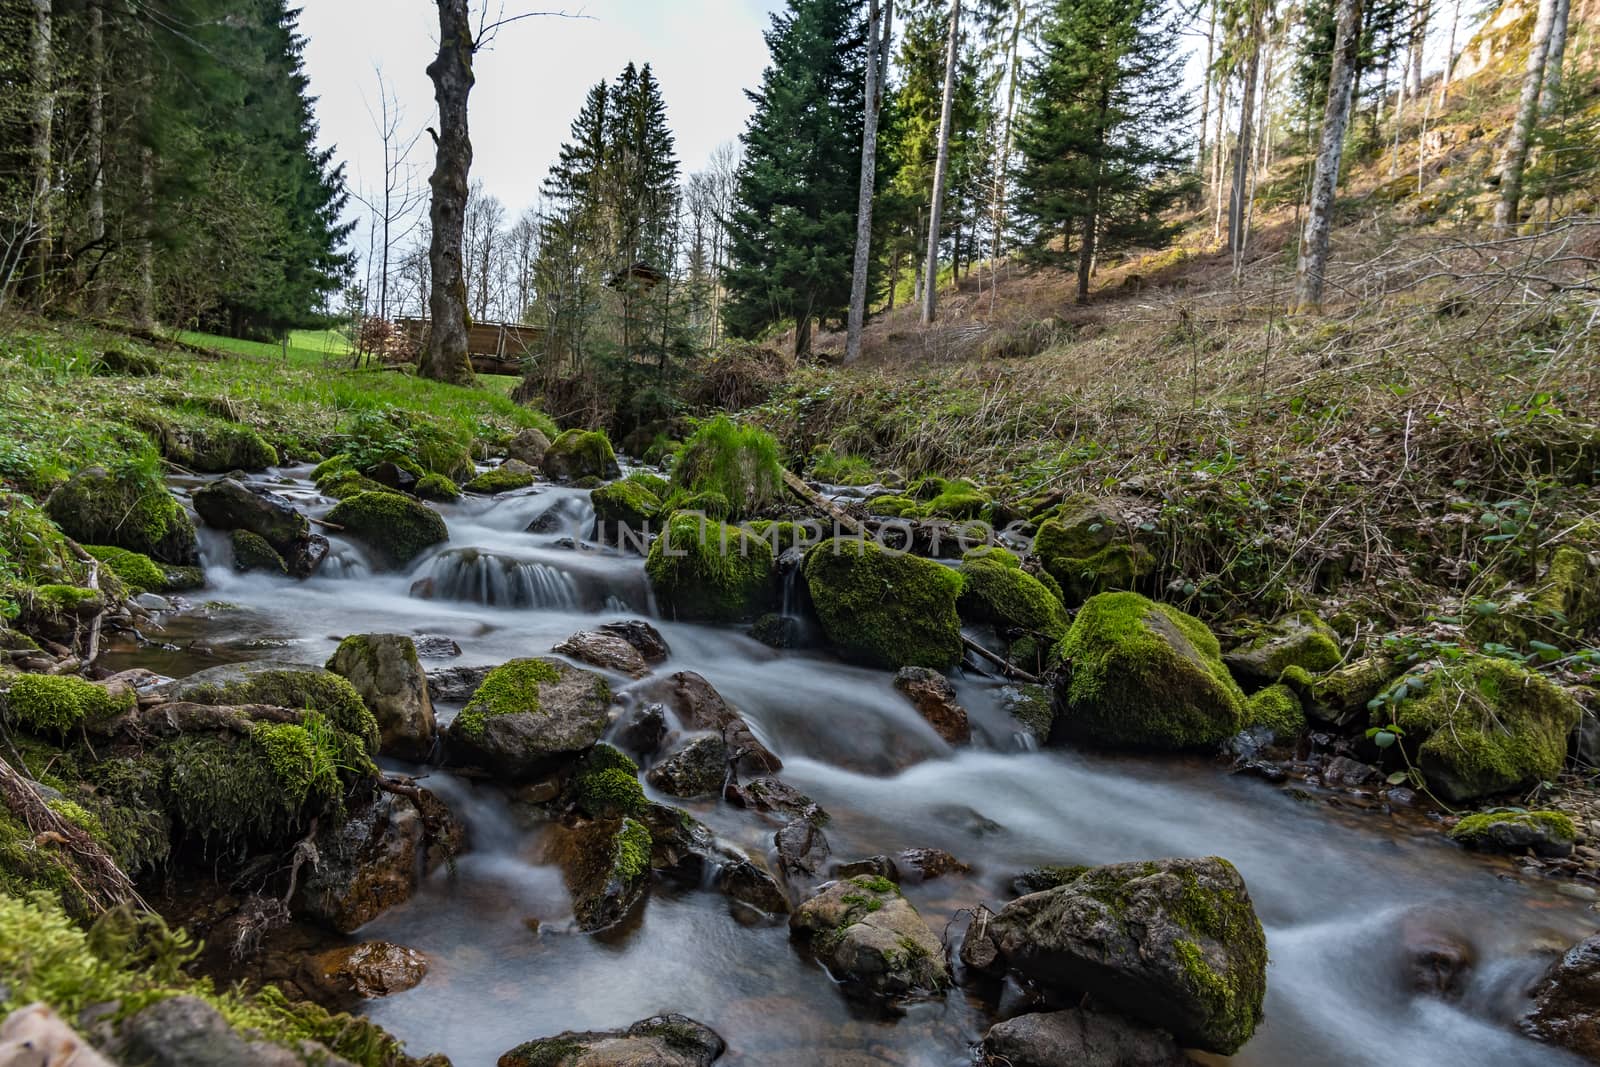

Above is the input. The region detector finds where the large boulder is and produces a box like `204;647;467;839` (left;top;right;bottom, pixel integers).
646;512;776;622
1223;611;1341;684
802;538;964;669
444;658;612;779
541;429;621;481
463;460;536;494
1033;495;1154;605
591;479;663;538
790;875;949;999
1523;934;1600;1061
191;478;309;554
1381;655;1582;802
325;491;448;568
980;1008;1189;1067
155;660;378;750
45;465;198;565
498;1015;725;1067
978;857;1267;1055
1052;592;1247;749
957;546;1070;641
326;634;438;760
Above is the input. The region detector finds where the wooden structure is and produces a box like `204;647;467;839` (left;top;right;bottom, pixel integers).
396;317;545;376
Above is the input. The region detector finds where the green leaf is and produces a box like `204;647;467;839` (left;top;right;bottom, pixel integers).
1373;731;1397;749
1386;771;1409;786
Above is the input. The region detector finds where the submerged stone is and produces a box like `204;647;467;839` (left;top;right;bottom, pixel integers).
498;1014;725;1067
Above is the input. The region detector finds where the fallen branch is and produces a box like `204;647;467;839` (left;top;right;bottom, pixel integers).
89;701;306;739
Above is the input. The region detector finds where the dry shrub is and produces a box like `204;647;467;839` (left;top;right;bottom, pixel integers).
688;340;792;412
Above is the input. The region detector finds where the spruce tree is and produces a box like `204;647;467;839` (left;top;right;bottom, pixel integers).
722;0;869;358
1013;0;1191;303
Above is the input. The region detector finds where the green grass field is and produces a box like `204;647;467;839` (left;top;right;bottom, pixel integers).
176;328;353;368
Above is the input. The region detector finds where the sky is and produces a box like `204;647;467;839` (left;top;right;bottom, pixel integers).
298;0;787;238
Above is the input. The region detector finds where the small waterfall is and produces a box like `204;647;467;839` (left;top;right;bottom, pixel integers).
421;548;580;609
318;546;371;580
603;594;634;614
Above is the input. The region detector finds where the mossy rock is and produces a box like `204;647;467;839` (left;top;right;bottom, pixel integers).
413;473;461;502
542;429;621;482
1470;544;1600;649
230;530;286;574
669;415;784;520
84;545;201;594
802;538;963;669
1052;592;1247;749
660;488;732;521
319;471;390;499
570;743;648;818
866;493;919;518
185;423;279;473
463;461;536;494
1448;809;1576;857
1043;541;1155;606
444;657;612;779
1224;611;1341;684
624;470;671;497
646;512;776;623
15;584;106;639
1034;495;1154;604
1244;683;1305;738
45;465;198;566
918;478;990;520
592;479;663;533
161;660;379;755
958;547;1069;640
1280;655;1400;728
90;347;161;376
1;673;133;736
326;491;448;568
1380;655;1582;802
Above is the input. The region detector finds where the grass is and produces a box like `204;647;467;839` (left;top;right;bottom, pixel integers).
176;328;351;368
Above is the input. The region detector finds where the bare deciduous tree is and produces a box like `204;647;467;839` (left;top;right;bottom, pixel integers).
1294;0;1363;314
921;0;961;326
846;0;892;364
1494;0;1559;234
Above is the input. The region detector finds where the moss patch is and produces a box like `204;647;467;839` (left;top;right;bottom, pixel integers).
592;479;662;531
44;464;198;566
325;490;448;567
646;512;776;622
453;658;563;739
802;538;964;669
2;674;133;735
669;415;784;520
1245;683;1306;737
542;429;620;482
229;530;286;574
958;549;1069;639
463;465;535;494
413;473;461;502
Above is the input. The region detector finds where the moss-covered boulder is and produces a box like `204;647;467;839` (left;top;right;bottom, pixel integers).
1280;655;1400;728
789;875;949;1000
550;814;654;932
230;530;286;574
669;415;784;520
1244;683;1306;738
1;673;134;736
413;473;461;502
444;657;611;779
958;546;1070;640
498;1014;726;1067
978;857;1268;1055
157;660;379;754
592;478;663;535
191;478;308;553
44;465;198;566
1034;495;1154;605
1052;592;1247;749
646;512;776;622
326;634;437;760
803;538;964;669
1223;611;1341;684
183;423;279;472
541;429;621;482
1380;655;1582;802
14;584;106;641
83;545;202;594
462;460;536;494
326;491;448;568
1448;810;1576;857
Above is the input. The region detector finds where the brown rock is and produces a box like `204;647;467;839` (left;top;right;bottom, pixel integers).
302;941;429;1000
893;666;970;744
598;619;672;663
631;671;781;776
1523;934;1600;1060
554;629;651;678
1398;910;1475;998
981;1008;1190;1067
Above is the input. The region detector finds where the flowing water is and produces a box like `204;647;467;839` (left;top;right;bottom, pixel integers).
117;467;1595;1066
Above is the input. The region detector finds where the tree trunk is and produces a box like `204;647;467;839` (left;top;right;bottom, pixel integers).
86;0;105;312
920;0;960;327
1437;0;1461;105
27;0;54;303
1212;78;1229;240
794;311;812;360
1407;0;1429;99
846;0;889;365
1494;0;1558;233
887;245;899;311
1227;10;1262;272
1540;0;1569;114
991;0;1024;262
136;142;154;327
1197;0;1216;170
1294;0;1363;314
421;0;477;385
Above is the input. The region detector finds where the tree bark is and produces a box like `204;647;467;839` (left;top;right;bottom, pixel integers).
421;0;477;385
1211;77;1229;240
1437;0;1461;105
846;0;890;365
1407;0;1429;100
27;0;54;303
991;0;1024;264
86;0;105;312
1197;0;1216;170
1540;0;1569;115
1227;7;1262;275
1493;0;1558;233
1294;0;1363;314
920;0;960;326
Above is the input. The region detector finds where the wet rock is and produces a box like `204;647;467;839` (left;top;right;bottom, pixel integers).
979;856;1268;1055
325;634;437;760
833;855;897;881
790;876;949;999
725;776;825;823
1398;911;1475;998
896;847;970;883
999;683;1055;746
613;703;669;758
541;429;621;482
427;663;490;704
893;666;970;744
302;941;429;1000
751;612;804;650
638;802;788;914
0;1004;117;1067
632;671;781;777
45;465;199;566
231;529;287;574
980;1008;1189;1067
498;1014;725;1067
115;995;333;1067
775;817;831;892
412;634;463;659
325;491;449;568
284;533;329;579
192;477;309;554
932;805;1007;839
1321;755;1378;787
506;427;552;468
803;538;964;669
646;735;730;797
296;787;463;933
554;629;651;678
961;905;1003;973
598;619;672;663
549;816;653;932
444;658;613;780
1223;611;1340;684
366;459;418;491
1523;934;1600;1060
1448;810;1576;858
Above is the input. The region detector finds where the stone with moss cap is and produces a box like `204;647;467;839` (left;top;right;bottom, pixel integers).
326;634;437;760
541;428;621;481
591;478;663;537
413;472;461;502
980;856;1267;1055
182;422;279;472
463;460;536;494
83;545;202;594
444;657;611;779
1034;495;1154;605
789;874;950;1000
45;464;198;565
192;477;309;552
669;414;784;520
1379;654;1581;802
1448;810;1576;857
547;814;654;932
497;1013;727;1067
803;537;964;669
1245;683;1306;739
326;490;448;568
1053;592;1247;750
157;659;379;754
958;545;1069;640
230;529;286;574
1223;611;1341;684
2;673;133;736
647;511;776;622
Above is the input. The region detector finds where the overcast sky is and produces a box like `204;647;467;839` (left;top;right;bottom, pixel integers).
298;0;786;244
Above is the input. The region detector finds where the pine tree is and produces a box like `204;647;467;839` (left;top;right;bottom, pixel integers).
1013;0;1191;303
722;0;870;358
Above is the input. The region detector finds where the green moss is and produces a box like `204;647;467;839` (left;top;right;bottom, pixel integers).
165;733;300;847
317;470;389;499
2;674;132;735
463;465;536;494
1227;611;1341;678
1245;684;1306;737
23;584;104;630
310;454;352;482
919;479;990;520
326;490;449;567
229;530;286;574
958;553;1070;639
1449;809;1576;847
576;768;648;819
809;450;876;486
669;415;784;520
624;470;671;497
1;492;88;588
542;429;620;481
185;422;279;473
180;668;377;755
1053;591;1247;749
592;479;662;530
249;718;341;809
1382;655;1583;801
660;488;733;520
83;546;162;592
1043;541;1155;605
46;799;107;843
866;493;918;517
853;874;898;894
613;816;653;881
744;520;816;552
454;658;563;738
413;473;461;502
803;538;964;669
44;464;197;566
646;511;776;622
